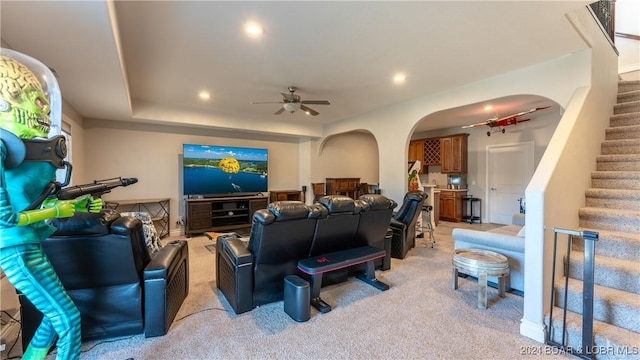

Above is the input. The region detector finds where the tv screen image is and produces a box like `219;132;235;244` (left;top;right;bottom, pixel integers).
183;144;268;196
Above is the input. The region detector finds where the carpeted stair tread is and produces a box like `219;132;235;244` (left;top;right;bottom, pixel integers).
554;277;640;333
605;125;640;141
614;100;640;115
601;138;640;154
609;112;640;127
591;171;640;190
617;89;640;103
585;188;640;209
547;306;640;359
579;207;640;232
573;228;640;262
596;154;640;171
605;125;640;140
566;250;640;294
618;79;640;93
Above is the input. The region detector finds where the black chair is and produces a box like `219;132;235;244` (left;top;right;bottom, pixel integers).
19;209;189;346
216;201;321;314
389;190;427;259
308;195;364;284
353;194;398;270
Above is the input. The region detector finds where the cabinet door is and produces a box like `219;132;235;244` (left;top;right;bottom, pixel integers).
440;134;468;173
440;137;453;173
408;140;424;162
188;202;212;230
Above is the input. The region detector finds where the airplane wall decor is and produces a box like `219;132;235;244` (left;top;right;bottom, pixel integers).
462;106;550;136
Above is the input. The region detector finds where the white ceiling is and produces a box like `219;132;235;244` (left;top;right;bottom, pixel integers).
1;1;596;137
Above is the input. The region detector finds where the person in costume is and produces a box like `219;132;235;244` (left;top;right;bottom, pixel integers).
0;48;102;360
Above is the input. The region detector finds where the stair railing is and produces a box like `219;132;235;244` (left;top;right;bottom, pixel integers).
588;0;615;44
546;227;599;359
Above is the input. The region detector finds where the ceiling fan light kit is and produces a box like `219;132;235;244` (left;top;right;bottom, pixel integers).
283;102;301;113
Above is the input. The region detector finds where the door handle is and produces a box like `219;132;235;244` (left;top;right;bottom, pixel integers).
490;188;497;190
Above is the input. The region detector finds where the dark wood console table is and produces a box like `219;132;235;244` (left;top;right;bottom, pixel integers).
325;178;360;199
269;190;302;203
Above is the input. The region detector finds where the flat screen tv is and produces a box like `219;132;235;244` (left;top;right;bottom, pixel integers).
183;144;268;196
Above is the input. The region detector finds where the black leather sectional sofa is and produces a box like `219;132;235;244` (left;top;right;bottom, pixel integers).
215;194;397;314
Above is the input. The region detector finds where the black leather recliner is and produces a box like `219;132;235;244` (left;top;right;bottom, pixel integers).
353;194;398;270
390;190;427;259
19;209;189;347
216;201;321;314
308;195;364;285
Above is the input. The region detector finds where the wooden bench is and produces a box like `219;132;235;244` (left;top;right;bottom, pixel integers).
297;245;390;313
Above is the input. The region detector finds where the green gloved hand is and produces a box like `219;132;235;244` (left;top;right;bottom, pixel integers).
74;195;103;213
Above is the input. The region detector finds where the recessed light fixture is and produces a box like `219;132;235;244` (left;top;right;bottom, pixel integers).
484;105;493;111
245;23;263;36
199;91;211;101
393;73;407;84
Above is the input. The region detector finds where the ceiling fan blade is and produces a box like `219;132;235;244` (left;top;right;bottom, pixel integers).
274;107;285;115
300;104;319;116
300;100;330;105
251;101;284;105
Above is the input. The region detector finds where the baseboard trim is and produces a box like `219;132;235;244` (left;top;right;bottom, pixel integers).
520;317;547;343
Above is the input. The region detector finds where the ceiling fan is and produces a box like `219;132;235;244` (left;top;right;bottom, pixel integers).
251;86;330;116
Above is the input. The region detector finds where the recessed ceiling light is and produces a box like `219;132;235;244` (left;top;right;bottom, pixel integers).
393;73;407;83
245;23;263;36
484;105;493;111
199;91;211;101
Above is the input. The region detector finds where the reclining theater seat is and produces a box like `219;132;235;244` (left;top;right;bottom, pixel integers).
19;209;189;346
216;201;320;314
353;194;398;271
390;190;427;259
308;195;364;284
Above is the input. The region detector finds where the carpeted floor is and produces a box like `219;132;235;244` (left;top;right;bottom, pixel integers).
26;219;573;360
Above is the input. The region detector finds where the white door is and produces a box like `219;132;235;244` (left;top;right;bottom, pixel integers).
487;142;534;224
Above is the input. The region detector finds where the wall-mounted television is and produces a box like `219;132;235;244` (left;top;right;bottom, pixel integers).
183;144;268;197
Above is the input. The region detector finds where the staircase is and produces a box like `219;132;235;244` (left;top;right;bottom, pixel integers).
548;80;640;359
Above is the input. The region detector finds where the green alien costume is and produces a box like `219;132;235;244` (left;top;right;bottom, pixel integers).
0;49;100;360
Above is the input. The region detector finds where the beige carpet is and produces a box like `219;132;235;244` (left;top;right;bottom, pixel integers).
29;220;573;360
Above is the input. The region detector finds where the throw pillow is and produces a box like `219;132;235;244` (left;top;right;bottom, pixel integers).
120;211;163;256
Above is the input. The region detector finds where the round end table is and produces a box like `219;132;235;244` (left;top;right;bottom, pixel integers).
452;248;510;309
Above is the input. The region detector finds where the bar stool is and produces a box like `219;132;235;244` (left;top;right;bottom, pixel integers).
422;205;436;248
463;196;481;224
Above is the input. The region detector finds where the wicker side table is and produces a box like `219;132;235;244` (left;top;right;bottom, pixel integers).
452;248;510;309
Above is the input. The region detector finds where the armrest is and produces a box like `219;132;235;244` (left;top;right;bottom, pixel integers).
389;218;405;230
215;236;254;314
144;240;189;281
452;228;525;253
218;237;253;267
143;240;189;338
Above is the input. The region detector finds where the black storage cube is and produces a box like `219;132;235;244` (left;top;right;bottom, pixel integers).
284;275;310;322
